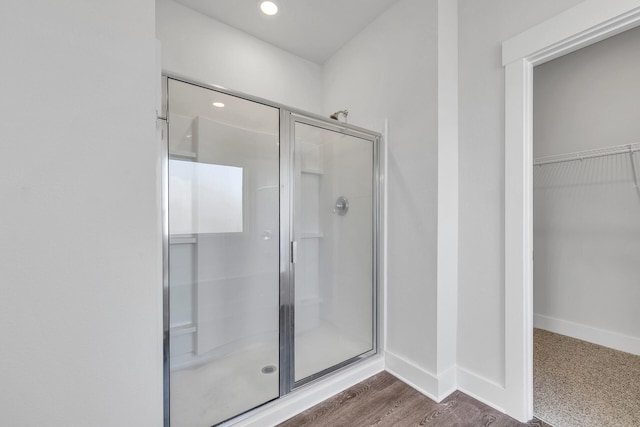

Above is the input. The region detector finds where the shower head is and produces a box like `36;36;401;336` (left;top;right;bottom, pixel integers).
330;109;349;122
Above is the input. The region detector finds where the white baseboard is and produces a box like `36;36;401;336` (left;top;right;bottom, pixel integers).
233;356;384;427
228;354;520;426
228;356;520;427
456;366;506;414
437;365;458;399
534;314;640;356
384;351;455;402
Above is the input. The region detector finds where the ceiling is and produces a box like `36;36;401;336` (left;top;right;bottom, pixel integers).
174;0;402;64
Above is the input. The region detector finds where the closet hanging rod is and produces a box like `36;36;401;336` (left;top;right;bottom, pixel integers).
534;142;640;166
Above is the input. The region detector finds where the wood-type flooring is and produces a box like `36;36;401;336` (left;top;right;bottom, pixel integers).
278;371;550;427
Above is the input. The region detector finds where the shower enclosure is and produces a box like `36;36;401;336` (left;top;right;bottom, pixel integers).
161;76;379;427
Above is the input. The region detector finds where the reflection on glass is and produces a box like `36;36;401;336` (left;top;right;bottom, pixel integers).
169;160;243;234
167;79;280;427
293;122;374;383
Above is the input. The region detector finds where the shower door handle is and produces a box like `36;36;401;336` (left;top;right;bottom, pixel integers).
290;241;298;264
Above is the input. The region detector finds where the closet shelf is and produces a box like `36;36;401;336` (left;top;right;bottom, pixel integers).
534;142;640;166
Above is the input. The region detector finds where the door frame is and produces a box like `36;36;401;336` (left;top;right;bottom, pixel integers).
502;0;640;421
283;112;380;391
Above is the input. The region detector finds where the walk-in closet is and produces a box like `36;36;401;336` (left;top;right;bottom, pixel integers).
532;25;640;427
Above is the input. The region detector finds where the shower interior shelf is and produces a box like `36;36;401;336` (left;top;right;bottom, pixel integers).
298;138;325;240
301;232;324;239
301;167;324;175
170;150;197;159
170;235;197;245
170;323;197;337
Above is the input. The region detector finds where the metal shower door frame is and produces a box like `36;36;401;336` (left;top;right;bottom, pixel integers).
283;112;380;391
161;72;380;426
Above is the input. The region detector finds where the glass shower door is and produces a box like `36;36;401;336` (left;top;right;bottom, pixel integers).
292;118;376;384
166;79;280;426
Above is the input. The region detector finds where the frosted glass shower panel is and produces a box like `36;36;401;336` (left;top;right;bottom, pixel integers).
167;79;280;427
293;121;375;383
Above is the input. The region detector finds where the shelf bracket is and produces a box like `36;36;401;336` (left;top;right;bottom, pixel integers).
629;148;640;202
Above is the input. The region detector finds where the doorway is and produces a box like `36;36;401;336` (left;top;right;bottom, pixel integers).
531;25;640;426
502;1;640;422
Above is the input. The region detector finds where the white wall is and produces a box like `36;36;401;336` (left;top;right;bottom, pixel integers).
532;26;640;353
457;0;584;397
0;1;162;426
533;26;640;158
323;0;440;392
156;0;323;113
8;1;630;424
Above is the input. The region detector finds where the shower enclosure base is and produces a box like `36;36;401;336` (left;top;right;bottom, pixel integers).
170;320;370;427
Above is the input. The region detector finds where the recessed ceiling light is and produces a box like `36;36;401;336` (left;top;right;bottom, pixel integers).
212;102;225;108
260;1;278;16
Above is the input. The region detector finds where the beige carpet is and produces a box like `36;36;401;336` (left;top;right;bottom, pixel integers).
534;328;640;426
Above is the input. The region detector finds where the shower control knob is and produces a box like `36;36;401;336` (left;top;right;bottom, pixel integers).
334;196;349;216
